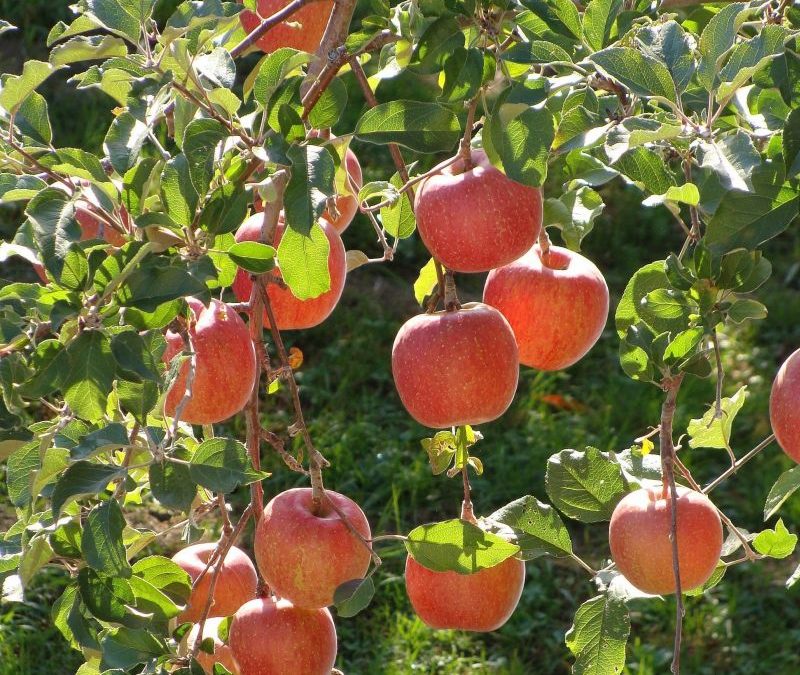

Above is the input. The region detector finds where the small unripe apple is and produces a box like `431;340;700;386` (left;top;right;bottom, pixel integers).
229;597;337;675
323;148;363;234
231;214;347;330
392;302;519;428
254;487;371;609
770;347;800;463
414;149;542;273
239;0;334;54
405;554;525;632
609;486;723;595
184;617;241;675
163;298;257;425
483;245;609;370
171;543;259;623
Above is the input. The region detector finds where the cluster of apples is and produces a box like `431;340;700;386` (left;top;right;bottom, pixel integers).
172;487;371;674
392;148;611;431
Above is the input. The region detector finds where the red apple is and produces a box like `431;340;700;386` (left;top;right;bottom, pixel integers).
172;543;259;623
254;487;371;609
771;347;800;463
76;204;128;247
391;302;519;428
229;597;337;675
163;298;257;425
231;214;347;330
609;486;723;595
405;554;525;631
185;617;241;675
414;149;542;273
323;148;363;234
239;0;334;54
483;245;609;370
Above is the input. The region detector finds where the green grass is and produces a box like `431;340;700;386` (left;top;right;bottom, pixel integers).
3;3;800;674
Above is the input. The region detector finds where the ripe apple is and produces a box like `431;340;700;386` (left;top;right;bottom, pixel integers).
392;302;519;428
229;597;337;675
231;214;347;330
239;0;334;54
609;486;723;595
254;487;371;609
414;149;542;273
172;543;259;623
483;245;609;370
405;554;525;631
76;204;129;247
185;617;241;675
163;297;258;425
770;347;800;463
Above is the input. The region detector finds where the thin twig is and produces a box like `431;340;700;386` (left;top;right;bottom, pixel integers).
703;434;776;494
230;0;313;58
659;373;685;675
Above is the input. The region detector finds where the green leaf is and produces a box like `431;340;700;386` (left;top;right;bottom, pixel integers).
0;60;61;114
728;298;768;324
308;77;347;129
52;462;125;517
545;448;627;523
764;466;800;520
753;519;797;559
565;593;630;675
484;103;554;188
104;112;150;175
161;154;199;227
705;167;798;253
664;327;705;362
26;187;79;280
355;101;461;154
52;584;100;651
129;575;181;627
117;261;208;312
100;627;168;669
199;183;249;235
183;119;228;197
687;386;748;450
582;0;621;52
83;500;131;577
381;172;416;239
697;2;750;91
227;242;276;274
333;577;375;618
521;0;582;39
488;496;573;560
111;330;165;383
440;48;484;103
78;567;134;623
277;222;332;301
189;437;268;493
590;47;677;102
637;21;696;93
605;118;682;164
6;441;40;506
405;519;520;574
639;288;692;333
131;555;191;603
543;186;604;251
82;0;151;43
717;26;791;101
15;91;53;145
413;258;439;306
613;147;675;195
697;132;760;192
642;183;700;208
251;48;310;105
49;35;128;66
784;107;800;177
149;449;197;512
62;331;116;422
19;534;54;587
284;144;336;235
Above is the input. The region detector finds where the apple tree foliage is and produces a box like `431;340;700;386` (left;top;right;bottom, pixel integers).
0;0;799;673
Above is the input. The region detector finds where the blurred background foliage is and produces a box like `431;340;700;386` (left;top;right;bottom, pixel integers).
1;1;800;673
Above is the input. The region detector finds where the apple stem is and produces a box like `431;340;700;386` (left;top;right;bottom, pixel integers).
459;96;480;171
538;228;553;268
659;373;685;675
460;466;477;524
443;269;461;311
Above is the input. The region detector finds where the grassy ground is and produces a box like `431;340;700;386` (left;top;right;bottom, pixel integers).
3;1;800;673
